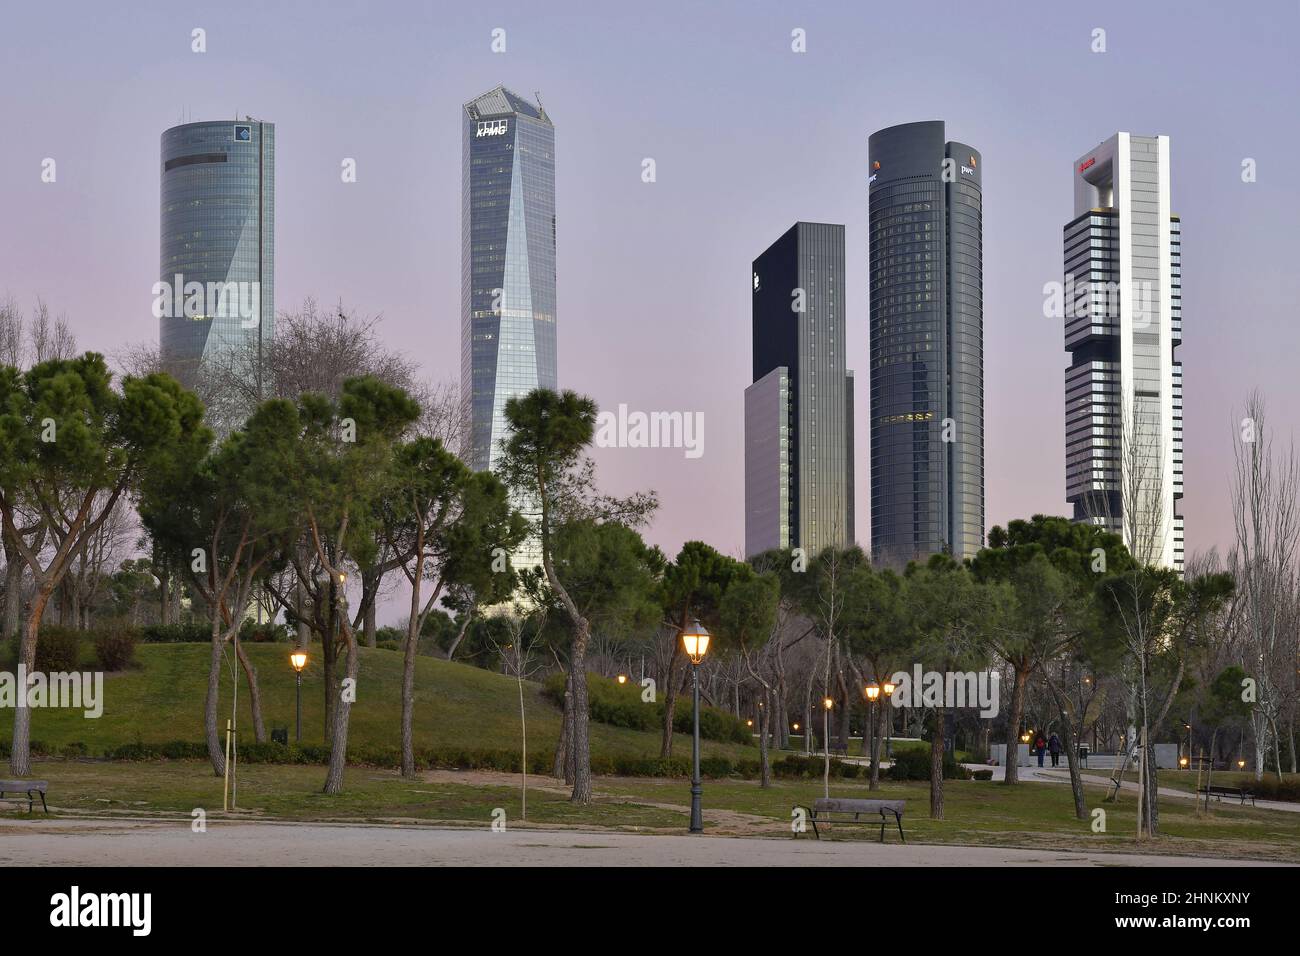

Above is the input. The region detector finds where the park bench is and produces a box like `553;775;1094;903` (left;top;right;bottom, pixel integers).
1197;784;1256;807
795;797;905;843
0;779;48;813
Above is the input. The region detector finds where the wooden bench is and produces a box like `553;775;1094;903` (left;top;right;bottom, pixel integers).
1197;784;1256;807
0;779;48;813
796;797;905;842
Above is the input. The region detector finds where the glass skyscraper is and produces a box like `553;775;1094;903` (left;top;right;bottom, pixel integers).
868;121;984;565
745;222;854;558
461;87;557;475
159;119;274;388
1064;132;1183;571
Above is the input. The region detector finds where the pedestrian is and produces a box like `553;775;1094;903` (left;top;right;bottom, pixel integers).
1048;732;1062;767
1035;734;1046;768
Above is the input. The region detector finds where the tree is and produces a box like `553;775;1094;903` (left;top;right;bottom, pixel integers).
497;388;657;804
0;354;206;775
1229;392;1299;780
903;556;1003;820
382;436;524;776
971;514;1131;805
717;572;781;785
140;399;298;774
272;377;420;793
658;541;752;757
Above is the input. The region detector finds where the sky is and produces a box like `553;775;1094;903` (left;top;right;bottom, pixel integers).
2;0;1297;622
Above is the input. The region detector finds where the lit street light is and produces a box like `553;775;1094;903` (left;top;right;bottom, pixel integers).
289;650;308;743
681;618;710;834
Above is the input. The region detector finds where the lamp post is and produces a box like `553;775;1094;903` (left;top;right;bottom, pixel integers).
821;696;834;798
681;619;710;833
290;650;308;743
882;679;896;758
865;682;881;782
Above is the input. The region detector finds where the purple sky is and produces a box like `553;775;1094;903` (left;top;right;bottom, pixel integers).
3;1;1298;617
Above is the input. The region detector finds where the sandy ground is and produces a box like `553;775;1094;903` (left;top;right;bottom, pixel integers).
0;818;1289;866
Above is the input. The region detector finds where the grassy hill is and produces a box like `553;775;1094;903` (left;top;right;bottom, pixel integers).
0;642;754;763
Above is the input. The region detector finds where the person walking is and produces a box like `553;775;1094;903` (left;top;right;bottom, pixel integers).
1048;732;1062;768
1035;734;1047;768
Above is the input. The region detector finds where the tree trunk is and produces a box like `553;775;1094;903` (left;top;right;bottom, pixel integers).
323;625;358;794
9;585;54;777
2;542;24;638
363;597;377;648
660;639;684;758
204;631;226;776
446;605;475;660
930;706;945;820
553;669;571;779
233;637;267;743
569;626;593;804
759;686;771;788
400;616;418;776
1002;663;1029;785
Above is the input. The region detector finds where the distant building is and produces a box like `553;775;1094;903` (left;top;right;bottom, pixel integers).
1064;132;1183;571
867;121;984;564
159;119;274;389
745;222;854;558
461;86;557;474
461;87;556;570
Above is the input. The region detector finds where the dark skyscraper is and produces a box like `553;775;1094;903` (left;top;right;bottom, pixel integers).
158;118;275;389
868;121;984;564
745;222;854;558
461;86;557;476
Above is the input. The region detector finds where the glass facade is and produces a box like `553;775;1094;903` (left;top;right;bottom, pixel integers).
159;120;274;388
868;121;984;565
747;222;853;558
461;87;557;475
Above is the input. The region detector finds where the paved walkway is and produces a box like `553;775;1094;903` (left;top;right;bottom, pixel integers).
967;763;1300;814
0;818;1287;866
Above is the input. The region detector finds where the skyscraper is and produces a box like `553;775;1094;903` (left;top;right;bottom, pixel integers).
745;222;854;558
159;118;274;388
461;86;557;475
867;121;984;565
1064;133;1183;571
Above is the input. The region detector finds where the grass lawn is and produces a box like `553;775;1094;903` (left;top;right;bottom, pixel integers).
9;759;1300;862
0;643;753;762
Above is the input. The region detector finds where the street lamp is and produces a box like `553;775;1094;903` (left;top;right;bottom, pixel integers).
864;683;881;779
289;650;308;743
681;618;710;833
616;674;627;685
882;680;896;757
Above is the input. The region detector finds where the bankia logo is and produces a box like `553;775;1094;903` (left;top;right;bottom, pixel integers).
233;123;252;142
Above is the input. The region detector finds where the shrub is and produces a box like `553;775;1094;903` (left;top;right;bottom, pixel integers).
887;747;969;781
60;741;88;758
9;626;83;672
1243;776;1300;803
93;622;137;671
140;622;209;643
971;768;994;781
375;640;402;652
240;620;288;643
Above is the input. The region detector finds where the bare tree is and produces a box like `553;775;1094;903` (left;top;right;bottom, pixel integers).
1229;392;1299;781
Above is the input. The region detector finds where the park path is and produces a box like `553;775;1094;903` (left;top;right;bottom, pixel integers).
966;763;1300;814
0;818;1288;866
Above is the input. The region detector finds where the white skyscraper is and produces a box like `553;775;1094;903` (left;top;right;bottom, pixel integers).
1064;132;1183;571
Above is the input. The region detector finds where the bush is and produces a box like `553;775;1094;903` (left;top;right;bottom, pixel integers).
93;623;137;671
240;620;288;643
140;622;210;643
1243;776;1300;803
971;768;994;781
375;640;402;652
887;747;970;781
60;741;88;758
544;673;754;744
10;626;83;672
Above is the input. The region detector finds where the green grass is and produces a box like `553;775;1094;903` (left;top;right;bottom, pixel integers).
9;760;1300;861
0;642;754;762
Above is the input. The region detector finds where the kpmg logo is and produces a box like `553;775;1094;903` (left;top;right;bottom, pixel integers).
233;124;252;142
476;119;508;138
